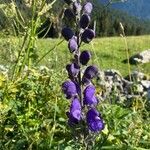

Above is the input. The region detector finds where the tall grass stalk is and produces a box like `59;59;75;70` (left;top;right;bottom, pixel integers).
120;22;132;81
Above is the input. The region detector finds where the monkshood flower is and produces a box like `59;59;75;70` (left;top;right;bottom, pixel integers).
66;98;82;126
62;80;77;99
68;36;78;53
80;14;91;29
61;1;104;146
64;9;75;19
66;63;80;78
83;85;98;105
87;108;104;132
81;29;95;43
61;27;74;41
83;2;93;14
80;50;91;65
83;65;98;80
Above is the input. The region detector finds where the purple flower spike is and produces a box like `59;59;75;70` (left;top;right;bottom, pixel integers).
81;29;95;43
83;85;98;105
83;2;93;14
64;9;75;19
80;14;91;29
62;80;77;99
66;63;80;78
62;27;74;41
83;65;98;80
68;36;78;53
73;2;82;15
80;50;91;65
87;108;104;132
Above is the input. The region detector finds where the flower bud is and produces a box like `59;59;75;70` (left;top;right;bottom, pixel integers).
83;2;93;14
80;14;91;29
68;36;78;53
83;65;98;80
80;50;91;65
64;9;75;19
81;29;95;43
62;27;74;41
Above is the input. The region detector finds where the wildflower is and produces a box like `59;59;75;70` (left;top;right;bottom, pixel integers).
80;14;91;29
62;80;77;99
83;85;98;105
68;36;78;53
81;29;95;43
80;50;91;65
83;2;93;14
83;65;98;80
64;9;75;19
62;27;74;41
87;108;104;132
66;63;80;78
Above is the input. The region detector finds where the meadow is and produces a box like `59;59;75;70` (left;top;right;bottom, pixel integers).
0;35;150;76
0;35;150;149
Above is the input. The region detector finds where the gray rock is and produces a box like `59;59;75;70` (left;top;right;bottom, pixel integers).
141;80;150;90
129;49;150;64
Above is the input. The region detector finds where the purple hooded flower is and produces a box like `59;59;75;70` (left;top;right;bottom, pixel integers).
86;108;104;132
81;29;95;43
83;65;98;80
62;27;74;41
66;98;82;125
73;1;82;15
80;14;91;29
80;50;91;65
83;2;93;14
68;36;78;53
66;63;80;78
83;85;98;105
62;80;77;99
64;9;75;19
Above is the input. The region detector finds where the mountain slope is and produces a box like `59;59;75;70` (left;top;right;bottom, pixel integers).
99;0;150;20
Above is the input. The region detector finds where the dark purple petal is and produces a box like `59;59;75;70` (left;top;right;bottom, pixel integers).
81;29;95;43
68;36;78;53
62;80;77;99
66;63;80;78
80;50;91;65
83;65;98;80
64;9;75;19
83;2;93;14
87;108;104;132
62;27;74;41
80;14;91;29
83;85;98;105
73;2;82;15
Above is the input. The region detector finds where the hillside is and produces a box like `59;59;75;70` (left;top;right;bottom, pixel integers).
99;0;150;20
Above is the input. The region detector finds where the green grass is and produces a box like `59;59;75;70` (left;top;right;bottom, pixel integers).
0;35;150;76
38;35;150;77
